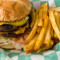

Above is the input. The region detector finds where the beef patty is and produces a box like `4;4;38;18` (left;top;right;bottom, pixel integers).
0;24;18;32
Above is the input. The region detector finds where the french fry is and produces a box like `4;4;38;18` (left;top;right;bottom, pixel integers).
54;32;58;39
50;24;54;38
58;13;60;28
37;40;54;53
37;46;49;53
24;34;38;53
44;22;51;46
54;11;60;30
26;10;39;42
42;3;48;18
58;12;60;19
37;27;42;33
34;16;49;51
30;9;36;28
53;32;59;44
38;8;43;26
38;3;48;26
49;10;60;40
49;8;60;12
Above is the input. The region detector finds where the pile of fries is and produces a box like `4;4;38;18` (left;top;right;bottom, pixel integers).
24;3;60;53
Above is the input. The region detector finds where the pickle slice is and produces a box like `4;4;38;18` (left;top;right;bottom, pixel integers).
8;17;29;26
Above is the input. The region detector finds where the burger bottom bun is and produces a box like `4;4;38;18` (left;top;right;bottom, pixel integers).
0;43;15;49
0;42;24;50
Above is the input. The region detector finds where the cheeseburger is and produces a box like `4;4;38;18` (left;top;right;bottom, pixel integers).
0;0;32;49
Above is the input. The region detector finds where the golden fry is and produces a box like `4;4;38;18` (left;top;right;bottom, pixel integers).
34;16;49;51
37;46;49;53
44;22;51;46
42;3;48;18
26;10;39;42
58;12;60;19
54;11;60;30
38;3;48;26
50;24;54;38
24;34;38;53
49;10;60;40
54;32;58;39
37;40;54;53
37;27;42;33
30;9;36;28
38;9;43;26
49;8;60;12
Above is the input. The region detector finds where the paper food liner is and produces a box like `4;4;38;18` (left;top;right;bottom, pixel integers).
0;0;60;60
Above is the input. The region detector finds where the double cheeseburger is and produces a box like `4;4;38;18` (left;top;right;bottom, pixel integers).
0;0;32;49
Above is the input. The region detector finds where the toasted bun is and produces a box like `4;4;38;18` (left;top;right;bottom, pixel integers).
0;43;15;49
0;43;24;49
0;36;24;49
0;0;32;22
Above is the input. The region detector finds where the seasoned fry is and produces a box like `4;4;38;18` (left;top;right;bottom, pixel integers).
58;12;60;19
34;16;49;51
44;22;51;46
37;40;54;53
38;3;48;26
37;27;42;33
49;8;60;12
38;8;43;26
42;3;48;18
49;10;60;40
50;24;54;38
54;11;60;30
26;10;39;42
30;9;36;28
54;32;58;39
37;46;49;53
24;34;38;53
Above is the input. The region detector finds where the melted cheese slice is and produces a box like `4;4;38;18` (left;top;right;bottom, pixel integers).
0;32;8;35
0;22;7;25
14;23;29;34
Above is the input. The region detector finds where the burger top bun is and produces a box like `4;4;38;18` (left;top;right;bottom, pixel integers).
0;0;32;22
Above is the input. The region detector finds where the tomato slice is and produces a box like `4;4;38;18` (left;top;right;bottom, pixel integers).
12;38;29;44
12;30;31;44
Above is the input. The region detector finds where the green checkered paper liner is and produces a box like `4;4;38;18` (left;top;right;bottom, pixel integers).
0;0;60;60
